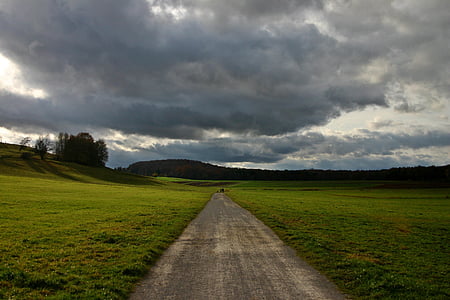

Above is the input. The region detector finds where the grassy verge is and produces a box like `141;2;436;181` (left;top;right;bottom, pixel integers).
228;181;450;299
0;144;213;299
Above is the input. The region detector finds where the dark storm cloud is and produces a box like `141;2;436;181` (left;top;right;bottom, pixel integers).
327;0;450;104
0;0;449;169
0;0;390;138
0;91;211;139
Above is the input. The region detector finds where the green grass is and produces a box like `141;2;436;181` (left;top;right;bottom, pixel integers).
3;142;449;299
0;143;214;299
228;181;450;299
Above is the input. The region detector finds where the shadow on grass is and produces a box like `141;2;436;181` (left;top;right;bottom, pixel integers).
0;156;21;169
24;159;86;182
66;162;162;186
23;158;45;174
45;161;88;182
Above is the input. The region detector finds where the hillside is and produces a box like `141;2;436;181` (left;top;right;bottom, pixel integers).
0;142;213;299
127;159;450;181
0;142;155;185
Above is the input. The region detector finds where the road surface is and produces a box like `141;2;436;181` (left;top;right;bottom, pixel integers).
129;193;346;299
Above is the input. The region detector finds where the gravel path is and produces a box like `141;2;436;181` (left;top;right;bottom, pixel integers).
129;193;346;300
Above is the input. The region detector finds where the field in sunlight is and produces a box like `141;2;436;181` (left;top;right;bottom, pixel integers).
228;181;450;299
0;143;213;299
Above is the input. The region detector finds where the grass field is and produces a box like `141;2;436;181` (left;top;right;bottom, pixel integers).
2;143;449;299
228;181;450;299
0;143;214;299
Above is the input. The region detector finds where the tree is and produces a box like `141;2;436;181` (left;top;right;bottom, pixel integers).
95;139;108;167
57;132;109;166
19;137;31;151
66;132;96;165
55;132;69;160
34;136;52;160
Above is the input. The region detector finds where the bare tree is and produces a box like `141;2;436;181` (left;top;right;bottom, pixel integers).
55;132;69;160
19;137;31;151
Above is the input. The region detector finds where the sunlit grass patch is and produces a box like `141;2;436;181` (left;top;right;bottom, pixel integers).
0;175;212;299
228;182;450;299
0;144;213;299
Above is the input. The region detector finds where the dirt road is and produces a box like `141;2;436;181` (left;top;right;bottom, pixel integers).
129;193;346;299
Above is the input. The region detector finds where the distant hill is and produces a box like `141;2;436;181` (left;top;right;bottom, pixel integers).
128;159;235;179
127;159;450;181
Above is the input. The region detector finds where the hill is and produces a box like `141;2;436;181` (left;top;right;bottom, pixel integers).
127;159;450;181
0;142;156;185
0;142;213;299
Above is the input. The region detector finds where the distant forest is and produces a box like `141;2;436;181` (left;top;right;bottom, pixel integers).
125;159;450;181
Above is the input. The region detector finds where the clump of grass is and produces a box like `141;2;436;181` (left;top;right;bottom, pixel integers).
229;181;450;299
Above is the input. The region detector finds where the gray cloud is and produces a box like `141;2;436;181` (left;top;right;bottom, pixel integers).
0;0;390;138
327;0;450;94
165;0;324;22
0;0;449;169
105;129;450;168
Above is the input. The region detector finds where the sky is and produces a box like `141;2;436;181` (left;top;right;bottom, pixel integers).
0;0;449;170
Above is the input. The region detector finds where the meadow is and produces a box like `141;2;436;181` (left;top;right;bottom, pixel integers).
2;142;449;299
228;181;450;299
0;144;214;299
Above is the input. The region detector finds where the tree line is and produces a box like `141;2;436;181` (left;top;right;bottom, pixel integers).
23;132;108;167
126;159;450;182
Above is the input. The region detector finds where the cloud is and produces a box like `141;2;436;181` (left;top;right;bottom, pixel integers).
103;129;450;168
369;118;395;130
161;0;324;22
0;0;390;138
0;0;448;169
